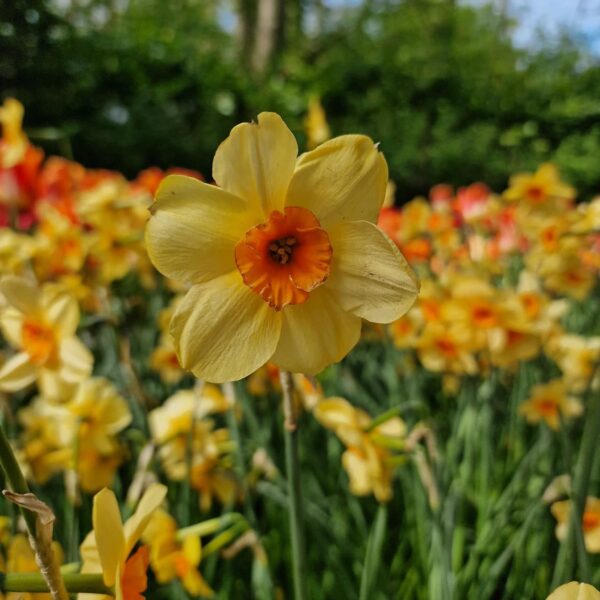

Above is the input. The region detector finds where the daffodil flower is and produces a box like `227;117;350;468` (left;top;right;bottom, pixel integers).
546;582;600;600
146;112;419;382
0;276;93;396
80;483;167;600
0;98;29;168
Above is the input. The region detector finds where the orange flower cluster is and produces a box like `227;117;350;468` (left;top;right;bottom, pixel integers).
380;166;599;427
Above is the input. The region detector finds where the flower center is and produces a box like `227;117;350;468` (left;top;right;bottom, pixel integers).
21;318;57;366
583;511;600;532
268;236;297;265
535;397;558;417
235;206;332;310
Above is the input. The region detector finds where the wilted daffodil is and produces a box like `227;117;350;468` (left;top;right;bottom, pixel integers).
546;582;600;600
146;112;419;382
80;483;167;600
0;276;93;396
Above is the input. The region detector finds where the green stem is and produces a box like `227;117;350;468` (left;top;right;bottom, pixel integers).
552;365;600;588
280;371;308;600
3;573;111;595
0;423;36;535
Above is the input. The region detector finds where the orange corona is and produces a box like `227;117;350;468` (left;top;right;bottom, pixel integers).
234;206;332;310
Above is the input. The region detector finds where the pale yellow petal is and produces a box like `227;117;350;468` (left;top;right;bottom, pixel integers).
0;306;23;347
212;112;298;215
122;483;167;557
170;272;282;383
271;287;361;374
285;135;388;228
38;370;78;401
93;487;125;587
0;276;39;315
146;175;260;284
326;221;419;323
342;449;371;496
42;284;79;337
314;397;360;431
57;336;93;383
546;582;600;600
0;352;36;392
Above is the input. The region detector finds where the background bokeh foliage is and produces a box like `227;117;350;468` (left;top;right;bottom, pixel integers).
2;0;600;201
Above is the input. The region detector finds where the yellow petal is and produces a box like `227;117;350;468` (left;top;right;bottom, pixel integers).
342;449;371;496
42;284;80;337
170;272;282;383
0;306;24;347
286;135;388;228
80;530;101;574
183;568;214;597
326;221;419;323
314;397;359;431
146;175;259;284
93;487;125;587
212;112;298;216
546;582;600;600
0;352;36;392
182;534;202;567
270;287;361;374
0;276;39;315
57;337;93;382
122;483;168;557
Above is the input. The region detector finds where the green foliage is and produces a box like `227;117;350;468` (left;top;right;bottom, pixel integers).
2;0;600;199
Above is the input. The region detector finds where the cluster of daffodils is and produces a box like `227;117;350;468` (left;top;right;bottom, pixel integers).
379;165;599;432
0;99;201;311
1;95;599;597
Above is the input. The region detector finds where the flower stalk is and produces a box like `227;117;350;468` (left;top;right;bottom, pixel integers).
1;573;111;594
280;370;308;600
0;423;68;599
552;363;600;587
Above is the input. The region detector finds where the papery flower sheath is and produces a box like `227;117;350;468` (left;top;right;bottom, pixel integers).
145;113;419;382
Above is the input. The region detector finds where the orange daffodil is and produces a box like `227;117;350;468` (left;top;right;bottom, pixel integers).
145;113;419;382
80;483;167;600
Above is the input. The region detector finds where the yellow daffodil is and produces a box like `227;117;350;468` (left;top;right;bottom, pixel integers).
304;96;331;150
142;509;214;597
546;582;600;600
148;388;237;510
519;379;583;430
547;334;600;393
145;112;419;382
18;378;131;492
0;98;28;169
504;163;575;210
314;397;407;502
551;497;600;553
80;483;167;600
0;276;93;396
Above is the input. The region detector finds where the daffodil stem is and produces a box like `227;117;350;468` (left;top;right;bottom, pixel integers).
0;423;37;533
280;371;308;600
0;423;69;599
1;573;111;594
552;364;600;588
